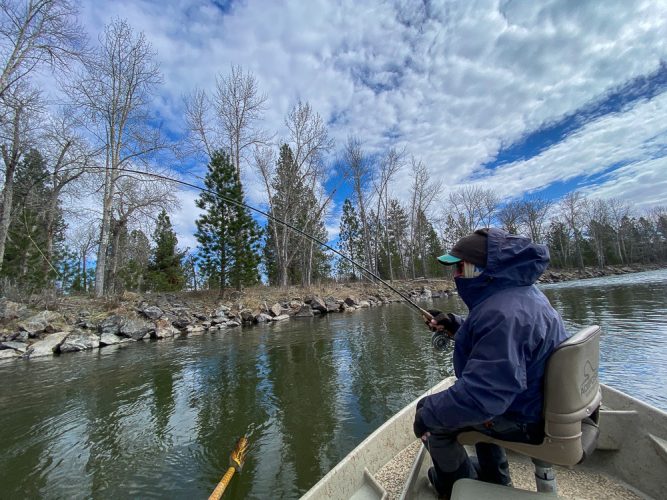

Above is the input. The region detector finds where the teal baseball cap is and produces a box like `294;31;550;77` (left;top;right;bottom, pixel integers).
437;228;489;267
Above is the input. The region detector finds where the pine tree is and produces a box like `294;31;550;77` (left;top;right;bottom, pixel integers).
121;229;151;292
195;151;261;293
148;210;185;291
337;198;363;280
411;208;444;278
379;199;409;280
1;149;67;290
264;144;330;286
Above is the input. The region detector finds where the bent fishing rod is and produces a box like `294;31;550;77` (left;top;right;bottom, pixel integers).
79;165;436;322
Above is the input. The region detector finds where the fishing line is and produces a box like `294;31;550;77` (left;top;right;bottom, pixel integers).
70;165;436;320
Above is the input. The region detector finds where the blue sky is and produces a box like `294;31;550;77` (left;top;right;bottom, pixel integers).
74;0;667;249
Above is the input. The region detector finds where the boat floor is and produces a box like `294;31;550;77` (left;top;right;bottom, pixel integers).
374;440;647;499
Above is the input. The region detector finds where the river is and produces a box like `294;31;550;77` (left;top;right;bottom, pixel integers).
0;269;666;499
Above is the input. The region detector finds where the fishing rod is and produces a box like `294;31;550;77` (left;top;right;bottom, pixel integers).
80;165;436;322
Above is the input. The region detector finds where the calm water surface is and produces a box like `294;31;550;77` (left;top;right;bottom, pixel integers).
0;269;666;499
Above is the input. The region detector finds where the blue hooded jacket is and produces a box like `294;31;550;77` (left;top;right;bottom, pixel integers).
421;228;569;430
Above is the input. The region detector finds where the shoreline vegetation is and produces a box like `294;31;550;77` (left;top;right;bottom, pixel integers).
0;263;664;363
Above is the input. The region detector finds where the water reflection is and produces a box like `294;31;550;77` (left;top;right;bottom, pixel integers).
0;269;665;499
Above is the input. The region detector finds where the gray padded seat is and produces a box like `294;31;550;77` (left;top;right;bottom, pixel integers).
458;325;602;467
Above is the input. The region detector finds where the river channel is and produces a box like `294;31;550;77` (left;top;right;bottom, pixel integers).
1;269;666;499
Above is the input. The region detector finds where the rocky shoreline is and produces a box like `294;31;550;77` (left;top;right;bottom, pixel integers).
0;283;452;363
0;263;663;363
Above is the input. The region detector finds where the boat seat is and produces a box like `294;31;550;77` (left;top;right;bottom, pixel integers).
451;478;557;499
457;325;602;492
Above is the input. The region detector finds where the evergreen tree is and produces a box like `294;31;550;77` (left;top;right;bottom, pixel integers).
195;151;261;293
420;213;445;278
148;210;185;291
337;198;363;280
121;230;151;292
264;144;329;286
384;199;409;279
1;149;67;290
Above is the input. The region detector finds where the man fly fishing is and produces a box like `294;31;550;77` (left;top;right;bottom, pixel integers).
413;228;569;499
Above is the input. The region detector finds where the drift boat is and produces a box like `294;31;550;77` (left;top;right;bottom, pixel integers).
302;326;667;499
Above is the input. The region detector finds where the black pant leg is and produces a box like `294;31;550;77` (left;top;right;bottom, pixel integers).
424;431;477;497
474;442;512;486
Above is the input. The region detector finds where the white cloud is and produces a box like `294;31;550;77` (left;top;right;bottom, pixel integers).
467;91;667;205
66;0;667;247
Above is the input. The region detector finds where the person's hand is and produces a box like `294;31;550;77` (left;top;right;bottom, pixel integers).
413;407;430;440
425;310;460;336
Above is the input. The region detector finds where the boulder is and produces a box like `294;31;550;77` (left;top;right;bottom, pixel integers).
215;305;230;316
0;349;19;361
119;318;154;340
0;341;28;353
141;306;164;320
99;332;127;346
344;296;359;307
26;331;69;357
240;309;255;323
226;320;241;327
211;316;227;325
99;315;123;336
325;299;341;313
18;311;66;336
255;313;273;323
294;305;314;317
289;299;302;309
186;325;206;335
358;300;371;308
0;299;27;321
269;303;283;317
60;330;100;353
154;318;179;339
272;314;290;322
309;296;328;313
171;317;191;330
420;288;432;299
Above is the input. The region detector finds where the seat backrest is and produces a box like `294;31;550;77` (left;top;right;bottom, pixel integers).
543;325;601;445
458;325;602;466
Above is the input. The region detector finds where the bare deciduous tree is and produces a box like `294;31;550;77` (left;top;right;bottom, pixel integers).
607;197;632;264
444;186;499;240
0;0;84;100
584;198;610;268
372;148;404;280
69;222;98;293
106;174;178;294
41;110;95;271
185;65;267;179
69;18;163;297
341;136;374;274
497;200;523;234
519;195;552;243
408;157;441;278
559;191;586;269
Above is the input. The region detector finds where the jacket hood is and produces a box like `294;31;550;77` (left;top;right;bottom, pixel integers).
455;228;550;309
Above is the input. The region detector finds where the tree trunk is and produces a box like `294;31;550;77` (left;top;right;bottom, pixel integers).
0;174;16;273
94;163;116;297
